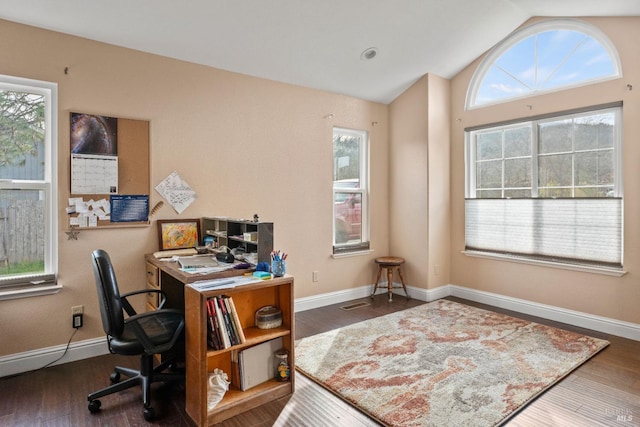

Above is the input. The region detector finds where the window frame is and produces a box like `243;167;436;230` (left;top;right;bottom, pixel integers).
464;104;623;272
466;19;622;110
332;127;370;255
0;74;59;300
467;104;622;199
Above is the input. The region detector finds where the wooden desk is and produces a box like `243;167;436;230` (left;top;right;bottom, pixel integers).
144;253;254;311
144;254;254;364
144;254;295;426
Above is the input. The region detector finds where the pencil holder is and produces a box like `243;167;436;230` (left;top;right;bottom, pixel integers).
271;260;286;277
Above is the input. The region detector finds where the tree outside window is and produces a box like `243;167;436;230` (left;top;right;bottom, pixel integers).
0;75;57;297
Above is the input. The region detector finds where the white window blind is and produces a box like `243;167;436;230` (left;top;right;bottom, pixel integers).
465;198;622;268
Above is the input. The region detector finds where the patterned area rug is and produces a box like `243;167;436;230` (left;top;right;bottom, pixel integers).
295;299;609;426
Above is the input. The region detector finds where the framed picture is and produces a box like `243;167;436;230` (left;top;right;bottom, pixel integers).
157;219;201;251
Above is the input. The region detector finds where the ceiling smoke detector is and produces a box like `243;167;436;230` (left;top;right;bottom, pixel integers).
360;47;378;61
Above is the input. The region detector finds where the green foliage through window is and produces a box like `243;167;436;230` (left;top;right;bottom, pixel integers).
470;107;619;199
0;75;56;290
0;91;45;171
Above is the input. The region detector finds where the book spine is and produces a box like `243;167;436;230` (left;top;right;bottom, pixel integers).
230;349;242;390
211;299;224;350
209;298;224;350
226;296;246;343
220;296;239;346
207;299;221;350
214;297;231;348
238;350;245;391
222;296;241;345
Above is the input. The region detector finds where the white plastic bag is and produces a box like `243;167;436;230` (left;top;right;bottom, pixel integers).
207;368;230;410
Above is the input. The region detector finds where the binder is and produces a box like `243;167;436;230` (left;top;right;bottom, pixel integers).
238;337;283;391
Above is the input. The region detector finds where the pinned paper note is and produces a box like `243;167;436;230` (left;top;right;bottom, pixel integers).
67;197;111;227
155;171;197;214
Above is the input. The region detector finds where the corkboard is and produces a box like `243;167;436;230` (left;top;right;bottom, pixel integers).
70;115;149;196
69;114;150;228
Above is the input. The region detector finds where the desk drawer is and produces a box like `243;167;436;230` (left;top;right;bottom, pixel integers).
146;262;158;287
146;262;160;310
146;284;160;309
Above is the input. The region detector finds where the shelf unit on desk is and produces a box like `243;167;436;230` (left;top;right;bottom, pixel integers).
202;217;273;264
184;275;295;426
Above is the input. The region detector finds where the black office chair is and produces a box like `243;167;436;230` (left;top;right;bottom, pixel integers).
87;249;185;421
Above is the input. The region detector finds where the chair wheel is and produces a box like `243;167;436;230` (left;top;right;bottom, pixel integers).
143;406;156;421
88;399;101;413
110;372;120;383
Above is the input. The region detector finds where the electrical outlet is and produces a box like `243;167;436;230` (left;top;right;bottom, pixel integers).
73;313;83;328
71;305;84;315
312;271;319;282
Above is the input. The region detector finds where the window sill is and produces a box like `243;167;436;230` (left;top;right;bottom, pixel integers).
332;249;374;259
0;283;63;301
462;250;626;277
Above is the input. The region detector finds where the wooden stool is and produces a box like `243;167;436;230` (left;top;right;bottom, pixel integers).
371;256;408;302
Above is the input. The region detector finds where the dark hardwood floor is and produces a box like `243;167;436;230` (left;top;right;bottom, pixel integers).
1;295;638;426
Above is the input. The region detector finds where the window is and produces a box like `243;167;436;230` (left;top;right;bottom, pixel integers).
0;74;58;299
465;104;622;270
333;127;369;254
467;19;621;109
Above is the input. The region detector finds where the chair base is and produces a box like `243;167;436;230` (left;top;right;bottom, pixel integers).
87;354;184;421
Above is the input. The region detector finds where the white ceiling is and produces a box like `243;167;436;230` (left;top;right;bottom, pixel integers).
1;0;639;104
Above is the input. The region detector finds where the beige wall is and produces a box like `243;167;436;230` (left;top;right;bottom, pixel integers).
0;19;390;357
3;14;639;360
450;17;640;324
389;74;450;289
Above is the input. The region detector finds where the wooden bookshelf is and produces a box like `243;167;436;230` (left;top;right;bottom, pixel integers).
184;276;295;426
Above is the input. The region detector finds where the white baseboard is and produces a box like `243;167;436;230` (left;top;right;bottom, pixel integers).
0;337;109;378
4;282;638;378
295;282;640;341
294;282;445;312
447;284;640;341
295;284;373;312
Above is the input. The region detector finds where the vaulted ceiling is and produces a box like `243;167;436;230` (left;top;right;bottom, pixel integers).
1;0;639;104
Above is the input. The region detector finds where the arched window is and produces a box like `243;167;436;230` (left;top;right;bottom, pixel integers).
467;19;621;109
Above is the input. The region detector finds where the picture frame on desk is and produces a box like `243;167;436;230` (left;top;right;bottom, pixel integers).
157;219;201;250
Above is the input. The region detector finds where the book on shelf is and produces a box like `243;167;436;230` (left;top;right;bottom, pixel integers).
230;349;242;389
216;296;237;346
206;295;246;350
215;297;232;348
220;297;236;345
225;296;247;343
205;299;222;350
230;337;283;391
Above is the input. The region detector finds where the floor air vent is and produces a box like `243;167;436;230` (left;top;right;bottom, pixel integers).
339;302;370;311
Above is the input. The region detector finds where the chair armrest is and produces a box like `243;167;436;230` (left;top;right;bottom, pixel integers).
125;308;185;355
120;289;168;316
